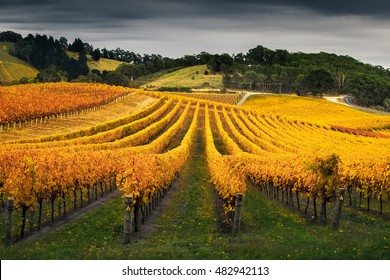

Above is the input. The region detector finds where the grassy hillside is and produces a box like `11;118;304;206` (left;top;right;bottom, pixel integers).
143;65;223;89
0;42;39;83
66;51;126;72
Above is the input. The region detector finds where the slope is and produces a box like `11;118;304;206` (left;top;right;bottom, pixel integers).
143;64;223;89
0;42;39;83
66;51;126;72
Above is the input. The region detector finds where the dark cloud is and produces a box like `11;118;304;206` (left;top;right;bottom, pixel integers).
214;0;390;17
1;0;390;22
1;0;390;68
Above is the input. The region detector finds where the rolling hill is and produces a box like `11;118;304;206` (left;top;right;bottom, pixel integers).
142;64;223;89
0;42;39;84
66;51;126;72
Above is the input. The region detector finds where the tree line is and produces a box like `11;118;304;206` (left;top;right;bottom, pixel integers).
1;31;390;110
219;46;390;111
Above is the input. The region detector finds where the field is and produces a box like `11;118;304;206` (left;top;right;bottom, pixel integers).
243;94;390;130
66;51;126;72
0;85;389;260
0;83;135;125
0;43;39;83
163;92;241;105
143;65;223;89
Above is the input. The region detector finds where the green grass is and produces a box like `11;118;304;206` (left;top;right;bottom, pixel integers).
0;113;389;260
143;65;223;89
0;42;39;83
66;51;125;72
1;179;388;259
238;185;389;259
129;67;182;88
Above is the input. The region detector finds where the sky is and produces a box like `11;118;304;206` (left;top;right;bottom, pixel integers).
1;0;390;68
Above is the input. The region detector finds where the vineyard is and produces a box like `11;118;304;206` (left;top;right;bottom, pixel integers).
0;83;132;127
243;94;390;130
0;42;39;84
0;83;389;259
166;92;241;105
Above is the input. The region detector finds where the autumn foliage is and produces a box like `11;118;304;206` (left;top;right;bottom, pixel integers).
0;82;131;124
0;87;389;235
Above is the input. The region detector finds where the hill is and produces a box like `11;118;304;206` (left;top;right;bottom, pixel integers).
2;30;390;108
0;42;39;84
143;65;223;89
66;51;126;72
87;57;126;72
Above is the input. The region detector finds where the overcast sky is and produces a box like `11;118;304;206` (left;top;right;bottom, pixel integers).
1;0;390;68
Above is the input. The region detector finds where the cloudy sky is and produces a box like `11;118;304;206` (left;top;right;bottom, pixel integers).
1;0;390;68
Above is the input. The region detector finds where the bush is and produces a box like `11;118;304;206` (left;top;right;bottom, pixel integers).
157;87;192;92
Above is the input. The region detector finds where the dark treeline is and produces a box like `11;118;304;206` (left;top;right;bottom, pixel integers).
2;32;88;81
1;31;390;110
0;31;207;86
219;46;390;110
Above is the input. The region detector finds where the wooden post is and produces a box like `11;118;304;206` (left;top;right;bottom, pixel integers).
62;191;66;217
134;200;140;232
232;193;243;237
152;194;157;210
29;206;35;235
352;189;358;209
87;187;91;204
5;198;15;246
80;188;83;208
333;188;345;229
94;184;98;201
58;198;62;219
123;196;133;244
113;177;117;190
141;204;146;224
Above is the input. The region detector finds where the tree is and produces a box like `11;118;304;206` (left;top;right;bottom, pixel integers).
182;55;198;66
64;57;88;80
198;52;211;64
0;31;22;42
105;70;130;86
275;49;290;66
302;69;334;97
246;45;275;65
384;99;390;112
243;70;259;90
37;65;67;82
73;72;103;83
335;69;347;90
91;48;101;61
59;37;68;50
20;44;34;64
68;38;85;52
308;154;340;224
222;74;232;88
207;58;217;73
346;74;390;106
234;52;245;64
